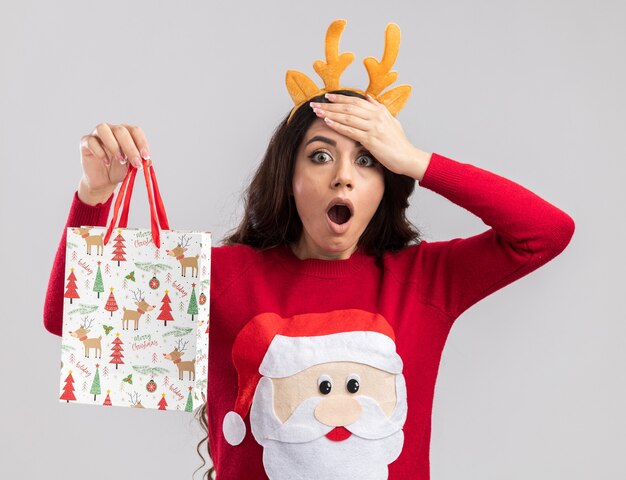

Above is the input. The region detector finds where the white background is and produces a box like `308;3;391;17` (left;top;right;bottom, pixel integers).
0;0;622;478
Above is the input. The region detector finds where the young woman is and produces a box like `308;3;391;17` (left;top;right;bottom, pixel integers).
43;22;575;480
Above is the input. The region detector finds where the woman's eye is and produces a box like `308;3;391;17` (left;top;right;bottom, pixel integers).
309;151;331;163
308;151;377;167
356;155;376;167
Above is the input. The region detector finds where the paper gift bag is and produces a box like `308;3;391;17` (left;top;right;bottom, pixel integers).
59;160;210;412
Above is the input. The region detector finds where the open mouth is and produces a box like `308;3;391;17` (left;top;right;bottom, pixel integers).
327;202;353;225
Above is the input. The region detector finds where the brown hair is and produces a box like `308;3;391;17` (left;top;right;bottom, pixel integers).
194;89;422;479
193;402;215;479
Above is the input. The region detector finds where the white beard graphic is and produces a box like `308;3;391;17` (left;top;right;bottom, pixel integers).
249;375;408;480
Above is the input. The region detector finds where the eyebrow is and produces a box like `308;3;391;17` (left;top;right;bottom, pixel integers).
305;135;364;149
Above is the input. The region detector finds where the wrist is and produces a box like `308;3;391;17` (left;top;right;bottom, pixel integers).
403;147;432;181
77;179;115;206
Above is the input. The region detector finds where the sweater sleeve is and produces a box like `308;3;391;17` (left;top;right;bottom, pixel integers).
416;152;575;321
43;191;114;336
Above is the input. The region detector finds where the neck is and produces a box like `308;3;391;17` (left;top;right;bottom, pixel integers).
290;240;358;261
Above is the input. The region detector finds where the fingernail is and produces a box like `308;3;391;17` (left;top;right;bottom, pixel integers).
116;151;126;163
133;156;142;169
140;148;151;160
325;93;336;101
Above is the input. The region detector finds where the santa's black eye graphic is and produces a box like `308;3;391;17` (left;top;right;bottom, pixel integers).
346;374;360;394
318;374;332;395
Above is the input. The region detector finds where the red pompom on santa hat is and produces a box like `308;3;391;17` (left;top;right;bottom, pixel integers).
222;309;402;446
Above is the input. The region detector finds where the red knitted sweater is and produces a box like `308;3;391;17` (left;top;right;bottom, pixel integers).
44;152;575;479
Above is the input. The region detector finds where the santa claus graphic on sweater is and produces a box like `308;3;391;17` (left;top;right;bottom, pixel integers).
222;309;408;479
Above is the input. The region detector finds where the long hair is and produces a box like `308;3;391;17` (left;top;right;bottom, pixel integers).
193;402;215;479
195;89;422;479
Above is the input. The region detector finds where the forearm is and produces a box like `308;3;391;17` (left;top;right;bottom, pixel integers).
419;152;575;256
416;152;575;319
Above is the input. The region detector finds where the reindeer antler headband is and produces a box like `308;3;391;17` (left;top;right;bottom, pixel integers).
285;19;412;123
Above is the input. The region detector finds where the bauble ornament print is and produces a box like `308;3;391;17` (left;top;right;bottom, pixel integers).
149;275;160;290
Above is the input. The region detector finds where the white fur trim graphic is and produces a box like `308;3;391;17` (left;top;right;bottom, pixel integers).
259;331;403;378
249;374;407;479
223;411;246;446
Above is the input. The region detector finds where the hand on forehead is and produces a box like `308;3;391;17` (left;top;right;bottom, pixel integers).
308;92;418;177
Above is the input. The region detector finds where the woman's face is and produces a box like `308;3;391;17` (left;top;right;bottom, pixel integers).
291;118;385;260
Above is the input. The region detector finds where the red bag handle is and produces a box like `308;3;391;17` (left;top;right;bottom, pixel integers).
117;160;169;230
103;159;170;248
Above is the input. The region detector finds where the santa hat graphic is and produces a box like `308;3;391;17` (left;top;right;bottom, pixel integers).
222;309;403;446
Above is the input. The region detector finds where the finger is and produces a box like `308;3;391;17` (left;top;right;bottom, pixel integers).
365;93;381;105
321;115;366;146
326;92;378;110
93;123;130;167
313;101;372;121
121;124;152;164
365;94;397;124
314;108;370;132
110;125;144;169
81;134;131;182
80;135;111;166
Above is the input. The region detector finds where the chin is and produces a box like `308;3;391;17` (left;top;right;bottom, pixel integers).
295;225;363;260
318;239;360;259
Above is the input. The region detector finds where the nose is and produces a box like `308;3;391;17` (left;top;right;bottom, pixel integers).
331;158;353;190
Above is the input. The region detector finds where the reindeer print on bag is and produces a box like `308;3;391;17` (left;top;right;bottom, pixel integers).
69;317;102;358
122;289;155;331
166;234;199;277
72;226;104;255
128;392;145;409
164;339;196;381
